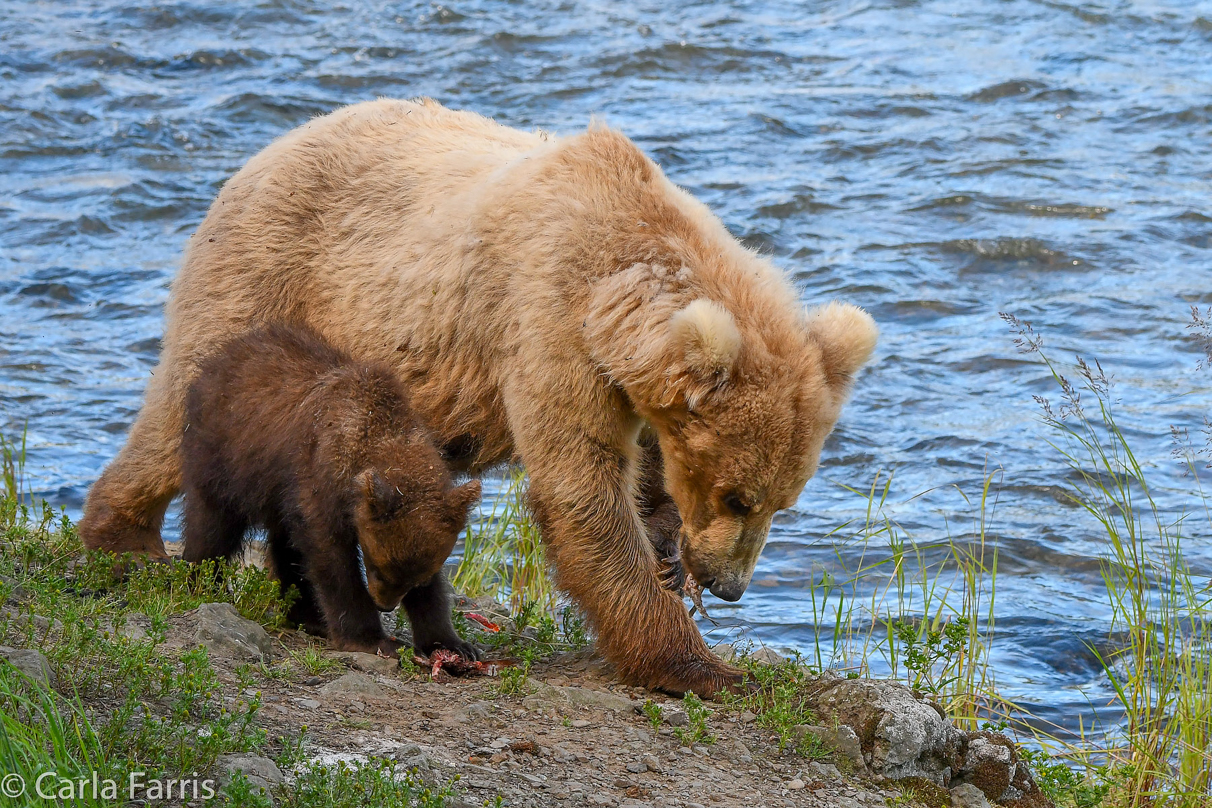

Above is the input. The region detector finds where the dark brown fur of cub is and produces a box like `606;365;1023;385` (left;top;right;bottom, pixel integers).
180;323;481;659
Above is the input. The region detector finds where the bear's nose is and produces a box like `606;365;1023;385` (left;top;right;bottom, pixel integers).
708;578;745;602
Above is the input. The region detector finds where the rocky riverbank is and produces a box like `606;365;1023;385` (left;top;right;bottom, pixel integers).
0;562;1050;808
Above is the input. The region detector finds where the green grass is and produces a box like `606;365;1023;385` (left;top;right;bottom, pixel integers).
0;453;457;807
673;692;715;747
274;758;454;808
1002;314;1212;807
453;467;553;613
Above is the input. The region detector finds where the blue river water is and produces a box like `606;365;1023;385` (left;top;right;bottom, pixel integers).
2;0;1210;739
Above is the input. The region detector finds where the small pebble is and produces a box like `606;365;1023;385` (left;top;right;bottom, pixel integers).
571;719;591;728
304;676;321;686
788;779;805;790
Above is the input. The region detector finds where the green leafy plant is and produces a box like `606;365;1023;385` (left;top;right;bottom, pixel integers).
276;758;453;808
642;700;663;730
674;692;714;747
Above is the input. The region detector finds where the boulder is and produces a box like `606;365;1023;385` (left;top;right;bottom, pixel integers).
330;650;400;676
811;678;964;784
805;678;1053;807
951;783;992;808
954;731;1052;808
320;672;390;700
217;753;283;796
0;646;54;686
193;603;273;661
793;723;868;774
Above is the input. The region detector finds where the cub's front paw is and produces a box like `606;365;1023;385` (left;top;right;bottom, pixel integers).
417;636;482;661
375;636;406;660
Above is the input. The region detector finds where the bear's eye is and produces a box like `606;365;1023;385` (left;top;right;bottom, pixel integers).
722;492;751;517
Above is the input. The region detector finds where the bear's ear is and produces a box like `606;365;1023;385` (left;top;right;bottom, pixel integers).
804;302;879;391
670;299;742;387
356;469;404;520
444;480;482;525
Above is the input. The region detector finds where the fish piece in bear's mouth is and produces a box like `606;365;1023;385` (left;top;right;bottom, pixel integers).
658;535;718;624
683;572;718;625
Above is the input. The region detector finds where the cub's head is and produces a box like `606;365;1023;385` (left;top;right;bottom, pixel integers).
352;463;481;611
589;274;877;603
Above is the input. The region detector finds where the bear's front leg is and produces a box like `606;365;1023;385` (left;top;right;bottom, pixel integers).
517;430;744;698
301;531;400;658
403;572;481;660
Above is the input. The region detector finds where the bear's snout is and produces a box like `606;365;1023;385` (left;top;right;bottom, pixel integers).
708;576;748;603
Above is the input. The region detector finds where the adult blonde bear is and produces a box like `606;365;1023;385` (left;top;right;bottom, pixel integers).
81;98;878;695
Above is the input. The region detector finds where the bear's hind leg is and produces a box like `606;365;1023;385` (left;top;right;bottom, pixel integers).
403;571;480;660
80;368;186;558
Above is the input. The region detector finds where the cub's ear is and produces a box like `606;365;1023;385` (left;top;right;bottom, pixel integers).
670;299;742;387
445;480;482;524
356;469;404;520
805;302;879;390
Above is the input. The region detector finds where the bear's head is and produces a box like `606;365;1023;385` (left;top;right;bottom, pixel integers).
352;462;481;611
588;266;877;602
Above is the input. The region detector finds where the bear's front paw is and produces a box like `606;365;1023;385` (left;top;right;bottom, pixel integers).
375;636;406;660
664;660;753;701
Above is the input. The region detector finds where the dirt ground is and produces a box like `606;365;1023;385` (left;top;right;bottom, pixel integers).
164;603;921;808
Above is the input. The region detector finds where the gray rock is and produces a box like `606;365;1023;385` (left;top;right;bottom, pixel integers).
750;646;784;665
460;702;491;722
320;672;389;699
626;761;646;773
218;753;283;796
807;761;841;779
0;646;54;686
331;651;399;676
531;682;638;713
950;783;992;808
711;642;737;662
118;613;151;642
952;731;1021;804
812;678;965;785
641;753;663;773
793;724;868;774
663;709;689;727
0;574;25;602
193;603;273;661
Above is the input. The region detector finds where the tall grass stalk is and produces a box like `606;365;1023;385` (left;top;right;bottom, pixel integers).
1;426;29;506
452;468;554;613
801;468;1002;729
1006;313;1211;807
0;666;110;808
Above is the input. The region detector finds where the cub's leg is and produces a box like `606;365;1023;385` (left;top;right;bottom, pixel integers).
302;529;401;658
264;524;324;635
636;436;685;593
180;489;248;563
402;572;480;660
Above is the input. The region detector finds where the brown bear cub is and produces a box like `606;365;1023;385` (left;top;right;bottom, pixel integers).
180;323;482;660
